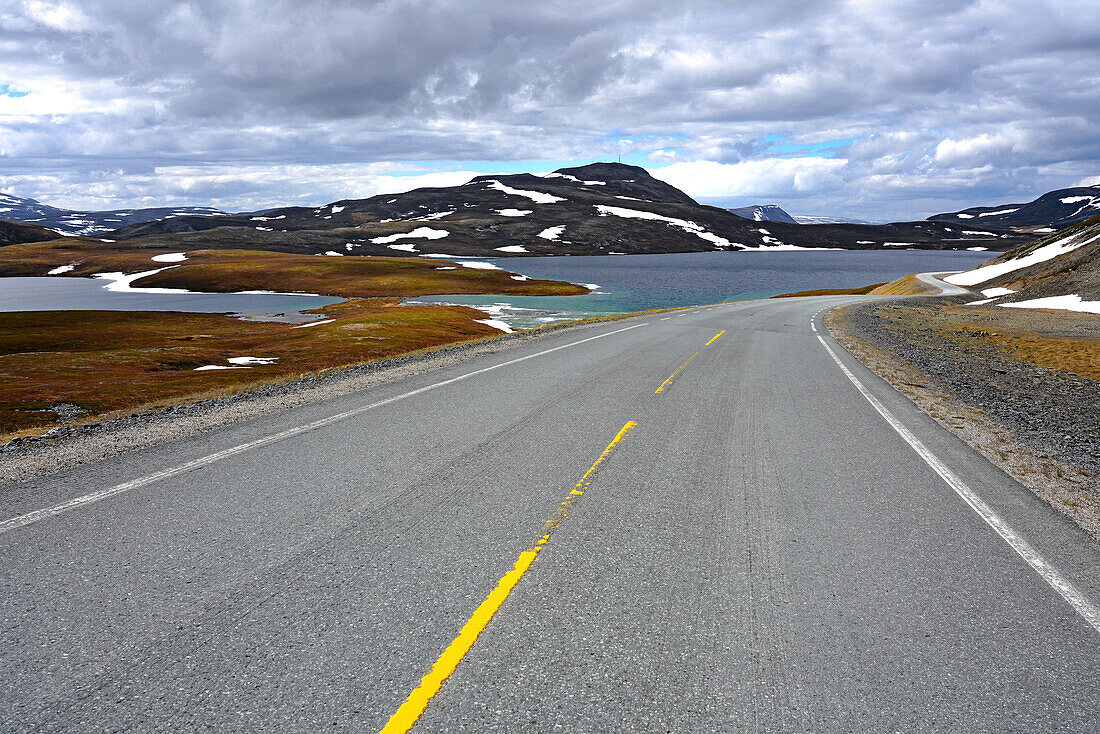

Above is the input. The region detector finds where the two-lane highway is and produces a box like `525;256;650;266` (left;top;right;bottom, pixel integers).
2;295;1099;731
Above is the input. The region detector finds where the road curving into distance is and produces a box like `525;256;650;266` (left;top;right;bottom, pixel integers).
2;286;1098;732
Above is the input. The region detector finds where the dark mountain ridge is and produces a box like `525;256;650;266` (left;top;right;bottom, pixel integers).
0;192;226;236
99;163;1034;257
929;185;1100;231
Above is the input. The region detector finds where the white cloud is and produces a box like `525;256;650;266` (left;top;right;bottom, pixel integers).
650;158;848;199
933;130;1023;166
21;0;89;31
0;163;481;211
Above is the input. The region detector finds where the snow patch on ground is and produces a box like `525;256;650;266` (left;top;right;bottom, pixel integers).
486;180;565;204
1034;228;1055;233
739;243;841;252
370;227;449;244
945;232;1100;286
195;355;279;371
251;215;285;221
494;245;529;253
998;294;1100;315
962;230;998;237
228;356;279;365
981;287;1016;297
324;251;344;256
595;204;734;249
494;209;532;217
457;260;503;270
94;266;188;294
151;252;188;263
435;266;456;270
883;242;912;247
47;264;75;275
543;172;606;185
978;208;1019;217
475;318;514;333
291;319;336;329
511;275;529;281
966;247;989;251
537;226;565;241
417;210;455;220
387;243;420;252
1061;196;1094;204
956;213;974;219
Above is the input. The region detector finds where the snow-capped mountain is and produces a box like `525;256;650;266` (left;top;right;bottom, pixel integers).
103;162;1036;256
929;186;1100;232
727;204;797;224
0;192;227;236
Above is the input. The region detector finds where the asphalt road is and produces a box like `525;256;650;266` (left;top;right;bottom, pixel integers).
2;292;1099;732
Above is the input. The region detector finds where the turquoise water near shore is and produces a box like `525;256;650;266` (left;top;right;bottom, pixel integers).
410;249;992;329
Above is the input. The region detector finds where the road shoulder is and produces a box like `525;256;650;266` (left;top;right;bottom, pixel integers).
827;294;1100;538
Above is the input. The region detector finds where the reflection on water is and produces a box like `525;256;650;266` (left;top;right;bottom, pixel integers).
0;276;344;323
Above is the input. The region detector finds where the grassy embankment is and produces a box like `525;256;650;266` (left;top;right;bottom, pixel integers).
771;272;943;299
0;240;585;437
770;282;888;298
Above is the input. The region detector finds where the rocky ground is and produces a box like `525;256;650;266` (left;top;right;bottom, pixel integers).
829;296;1100;536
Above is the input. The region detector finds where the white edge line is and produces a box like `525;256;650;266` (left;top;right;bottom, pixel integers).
813;321;1100;634
0;322;649;535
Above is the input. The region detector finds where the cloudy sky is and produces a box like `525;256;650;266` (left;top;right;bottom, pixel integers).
1;0;1098;220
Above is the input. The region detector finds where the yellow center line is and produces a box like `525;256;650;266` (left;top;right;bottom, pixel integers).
380;420;638;734
654;352;698;393
705;330;725;346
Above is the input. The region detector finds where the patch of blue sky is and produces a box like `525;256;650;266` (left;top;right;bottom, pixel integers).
766;137;859;158
0;84;30;98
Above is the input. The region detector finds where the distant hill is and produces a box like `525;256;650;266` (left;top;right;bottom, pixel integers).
727;204;797;224
0;192;226;236
793;214;883;225
100;162;1036;256
929;185;1100;231
944;213;1100;311
0;219;61;246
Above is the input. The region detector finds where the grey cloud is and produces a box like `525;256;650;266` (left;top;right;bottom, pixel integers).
0;0;1097;220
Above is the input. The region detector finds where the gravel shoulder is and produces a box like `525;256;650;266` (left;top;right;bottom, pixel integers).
828;295;1100;537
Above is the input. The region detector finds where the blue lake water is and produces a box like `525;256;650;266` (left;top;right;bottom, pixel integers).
410;249;993;329
0;277;344;322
